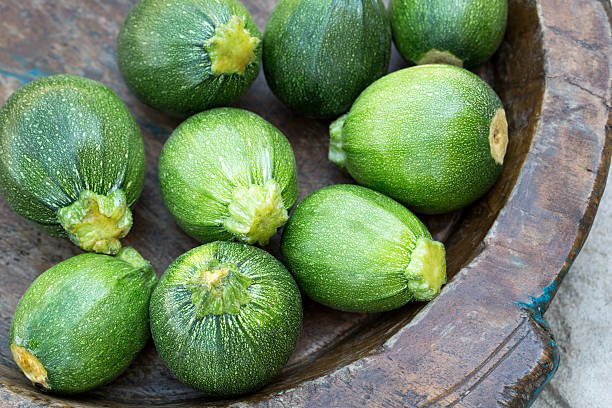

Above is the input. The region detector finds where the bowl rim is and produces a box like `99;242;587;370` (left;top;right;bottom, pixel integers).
245;0;612;405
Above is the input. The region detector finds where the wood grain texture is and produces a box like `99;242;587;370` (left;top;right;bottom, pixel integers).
0;0;610;407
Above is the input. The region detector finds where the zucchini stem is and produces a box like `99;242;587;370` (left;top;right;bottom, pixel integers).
329;113;348;168
417;49;464;67
186;260;252;317
223;180;288;246
489;108;508;165
405;237;447;301
205;15;260;76
57;189;132;255
116;247;157;290
10;344;49;391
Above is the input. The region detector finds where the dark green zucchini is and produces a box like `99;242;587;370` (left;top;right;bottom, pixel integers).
159;108;298;246
149;241;302;396
117;0;262;117
389;0;508;68
0;75;145;254
263;0;391;118
9;248;157;394
281;184;446;313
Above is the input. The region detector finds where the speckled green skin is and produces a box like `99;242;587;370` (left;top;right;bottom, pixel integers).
117;0;262;117
263;0;391;119
332;65;504;214
158;108;298;243
9;248;157;394
0;75;145;237
150;241;302;396
390;0;508;68
281;184;441;313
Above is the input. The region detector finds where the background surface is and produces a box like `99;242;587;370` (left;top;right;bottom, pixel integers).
533;174;612;407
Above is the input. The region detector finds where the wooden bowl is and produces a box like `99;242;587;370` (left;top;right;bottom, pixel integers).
1;0;611;406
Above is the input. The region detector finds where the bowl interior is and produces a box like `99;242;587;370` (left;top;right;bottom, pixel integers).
0;0;544;405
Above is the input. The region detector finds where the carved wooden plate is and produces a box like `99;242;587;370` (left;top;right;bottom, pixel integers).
0;0;611;406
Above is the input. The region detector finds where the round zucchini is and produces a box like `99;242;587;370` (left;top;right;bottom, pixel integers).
330;64;508;214
263;0;391;118
150;241;302;396
389;0;508;68
159;108;298;246
0;75;145;254
281;184;446;313
117;0;262;117
9;248;157;394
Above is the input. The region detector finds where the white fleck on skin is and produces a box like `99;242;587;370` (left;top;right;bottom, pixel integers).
158;108;297;245
149;242;301;395
332;64;506;214
262;0;391;118
281;184;446;313
0;75;145;249
117;0;262;117
9;249;156;393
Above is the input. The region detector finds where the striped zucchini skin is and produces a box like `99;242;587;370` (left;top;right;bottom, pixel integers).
158;108;298;245
0;75;145;237
263;0;391;118
117;0;262;117
9;248;157;394
390;0;508;68
150;241;302;396
281;184;446;313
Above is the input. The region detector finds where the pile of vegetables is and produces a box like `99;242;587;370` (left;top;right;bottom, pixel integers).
1;0;508;398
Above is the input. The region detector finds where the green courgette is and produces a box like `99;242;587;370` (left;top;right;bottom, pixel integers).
117;0;262;117
281;184;446;313
390;0;508;68
9;248;157;394
263;0;391;118
330;64;508;214
159;108;298;246
150;241;302;396
0;75;145;254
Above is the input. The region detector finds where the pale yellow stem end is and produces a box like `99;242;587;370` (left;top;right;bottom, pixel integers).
489;108;508;165
10;343;49;391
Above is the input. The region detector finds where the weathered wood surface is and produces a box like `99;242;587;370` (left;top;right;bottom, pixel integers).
0;0;610;406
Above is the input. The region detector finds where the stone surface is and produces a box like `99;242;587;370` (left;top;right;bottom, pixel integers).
533;173;612;407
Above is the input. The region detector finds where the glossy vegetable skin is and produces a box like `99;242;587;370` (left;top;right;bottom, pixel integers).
263;0;391;118
0;75;145;254
9;248;157;394
389;0;508;68
330;64;508;214
150;241;302;396
281;184;446;312
117;0;262;117
159;108;298;246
